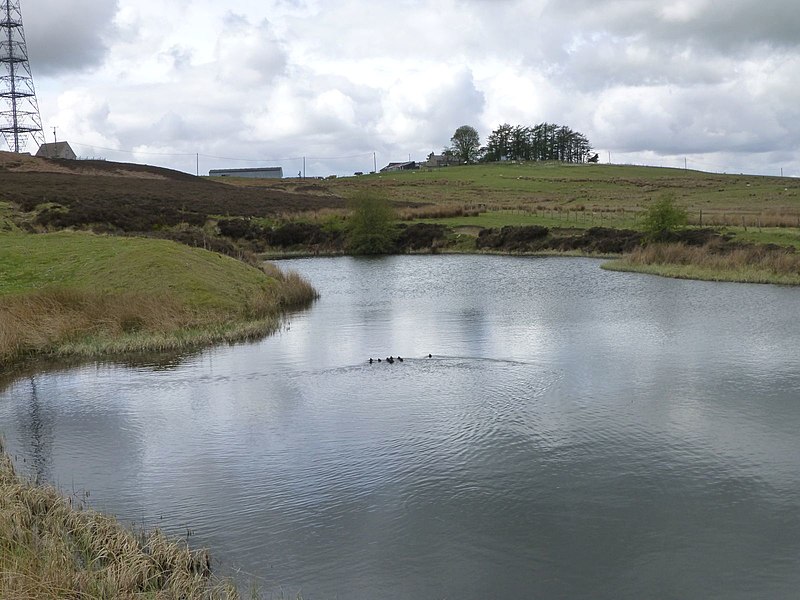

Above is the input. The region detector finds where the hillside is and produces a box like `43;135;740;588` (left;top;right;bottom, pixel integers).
3;154;800;254
227;162;800;228
0;151;346;233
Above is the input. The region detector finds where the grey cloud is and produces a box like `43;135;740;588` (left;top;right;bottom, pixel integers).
592;80;799;157
545;0;800;53
22;0;119;75
556;36;734;92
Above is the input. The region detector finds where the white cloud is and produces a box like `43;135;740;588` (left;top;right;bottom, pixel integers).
5;0;800;176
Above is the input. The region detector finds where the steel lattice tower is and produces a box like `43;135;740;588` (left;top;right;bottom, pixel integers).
1;0;44;152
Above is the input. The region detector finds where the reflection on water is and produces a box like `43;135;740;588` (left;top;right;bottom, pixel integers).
15;376;53;483
2;256;800;599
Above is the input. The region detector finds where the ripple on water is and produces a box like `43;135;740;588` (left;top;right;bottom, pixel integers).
4;256;800;600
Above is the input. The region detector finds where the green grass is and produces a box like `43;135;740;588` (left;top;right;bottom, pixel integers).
234;162;800;251
0;231;274;310
414;209;639;230
324;162;800;214
0;201;20;232
723;227;800;249
0;232;318;364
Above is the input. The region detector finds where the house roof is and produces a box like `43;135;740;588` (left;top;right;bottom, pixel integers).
208;167;283;174
36;141;76;159
380;161;416;172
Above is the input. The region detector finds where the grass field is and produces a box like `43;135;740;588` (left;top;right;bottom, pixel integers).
216;162;800;245
226;162;800;216
0;232;317;364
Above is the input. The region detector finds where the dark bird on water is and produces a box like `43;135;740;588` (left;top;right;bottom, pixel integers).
427;353;432;358
369;358;374;364
397;356;404;362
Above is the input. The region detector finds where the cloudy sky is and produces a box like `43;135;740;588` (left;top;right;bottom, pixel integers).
12;0;800;177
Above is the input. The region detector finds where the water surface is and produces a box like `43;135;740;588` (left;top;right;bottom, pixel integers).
2;256;799;599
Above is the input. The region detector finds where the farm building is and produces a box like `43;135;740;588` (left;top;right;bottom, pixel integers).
380;161;418;173
425;152;459;167
36;141;77;160
208;166;283;179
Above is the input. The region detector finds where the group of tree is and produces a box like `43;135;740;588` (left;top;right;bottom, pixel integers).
446;123;597;165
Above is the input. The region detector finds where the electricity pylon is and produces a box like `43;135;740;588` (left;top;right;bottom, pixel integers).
1;0;44;152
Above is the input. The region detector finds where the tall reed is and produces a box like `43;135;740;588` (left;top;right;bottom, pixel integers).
0;263;318;364
612;242;800;284
0;441;240;599
397;203;483;221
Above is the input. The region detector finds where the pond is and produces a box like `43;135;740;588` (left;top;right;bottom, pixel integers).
2;256;800;599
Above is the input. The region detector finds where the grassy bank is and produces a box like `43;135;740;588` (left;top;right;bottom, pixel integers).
603;242;800;285
0;442;242;599
0;232;318;365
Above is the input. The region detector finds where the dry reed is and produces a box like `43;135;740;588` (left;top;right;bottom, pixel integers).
249;263;320;317
0;441;240;599
397;203;483;221
0;289;193;361
271;207;348;224
613;242;800;284
0;264;318;364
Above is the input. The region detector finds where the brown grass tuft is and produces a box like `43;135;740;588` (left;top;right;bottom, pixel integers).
612;242;800;284
0;289;194;362
250;263;320;317
0;441;240;599
397;203;483;221
0;264;318;364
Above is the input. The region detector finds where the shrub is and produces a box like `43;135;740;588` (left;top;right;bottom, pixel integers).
217;218;266;240
642;194;688;240
346;191;396;255
268;222;330;247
